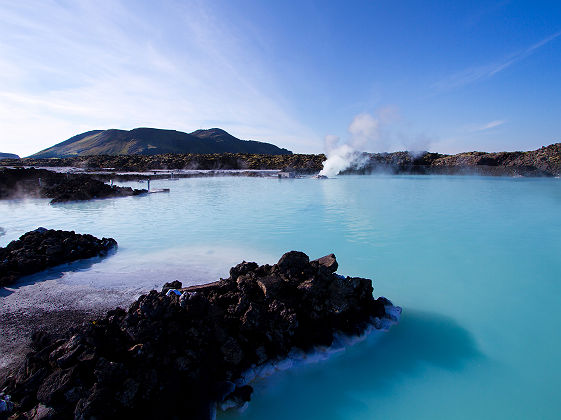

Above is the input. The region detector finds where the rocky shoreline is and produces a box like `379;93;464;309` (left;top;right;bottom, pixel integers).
0;228;117;288
1;142;560;176
0;153;326;174
340;142;561;177
0;168;147;203
0;251;400;419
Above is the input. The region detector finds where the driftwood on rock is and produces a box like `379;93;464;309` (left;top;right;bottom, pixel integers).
0;251;400;419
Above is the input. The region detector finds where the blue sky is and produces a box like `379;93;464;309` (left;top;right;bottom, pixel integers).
1;0;560;156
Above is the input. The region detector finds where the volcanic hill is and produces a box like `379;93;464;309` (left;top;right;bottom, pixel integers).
30;128;292;158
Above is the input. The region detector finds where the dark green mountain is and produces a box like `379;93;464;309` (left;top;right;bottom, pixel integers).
30;128;292;158
0;153;20;160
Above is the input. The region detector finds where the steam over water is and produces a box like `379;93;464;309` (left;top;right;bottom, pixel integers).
2;175;561;419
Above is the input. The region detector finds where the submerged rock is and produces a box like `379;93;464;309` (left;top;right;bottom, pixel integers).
0;228;117;287
0;252;399;419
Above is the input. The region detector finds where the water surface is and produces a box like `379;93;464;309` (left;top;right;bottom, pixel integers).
1;175;560;419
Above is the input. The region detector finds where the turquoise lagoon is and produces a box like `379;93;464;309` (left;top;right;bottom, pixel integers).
1;175;561;419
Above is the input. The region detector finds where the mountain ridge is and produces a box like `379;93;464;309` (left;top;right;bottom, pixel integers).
30;127;292;158
0;153;20;160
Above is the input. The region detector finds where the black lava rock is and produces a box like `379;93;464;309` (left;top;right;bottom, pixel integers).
0;228;117;287
0;252;398;419
0;168;147;203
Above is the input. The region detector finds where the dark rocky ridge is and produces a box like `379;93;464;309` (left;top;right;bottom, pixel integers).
0;251;399;419
341;142;561;177
1;153;325;174
0;228;117;287
30;127;292;158
0;168;147;204
2;142;559;176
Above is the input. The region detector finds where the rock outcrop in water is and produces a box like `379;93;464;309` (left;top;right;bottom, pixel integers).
0;168;147;203
0;228;117;287
0;251;400;419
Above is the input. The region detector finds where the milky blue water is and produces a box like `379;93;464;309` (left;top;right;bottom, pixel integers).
1;175;561;419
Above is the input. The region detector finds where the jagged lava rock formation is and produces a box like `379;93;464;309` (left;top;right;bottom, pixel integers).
0;228;117;287
0;251;400;419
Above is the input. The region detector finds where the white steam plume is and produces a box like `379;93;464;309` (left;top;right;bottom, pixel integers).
319;112;382;177
319;106;431;176
319;142;356;178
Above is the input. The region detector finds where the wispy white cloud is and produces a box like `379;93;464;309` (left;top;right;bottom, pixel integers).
469;119;506;132
0;0;319;156
433;30;561;91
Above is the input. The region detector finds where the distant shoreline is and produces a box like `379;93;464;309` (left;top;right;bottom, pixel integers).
1;142;560;177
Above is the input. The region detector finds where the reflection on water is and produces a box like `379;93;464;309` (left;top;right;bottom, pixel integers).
0;249;117;298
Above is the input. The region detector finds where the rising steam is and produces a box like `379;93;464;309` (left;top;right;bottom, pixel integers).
319;106;431;176
319;111;384;177
319;143;356;177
